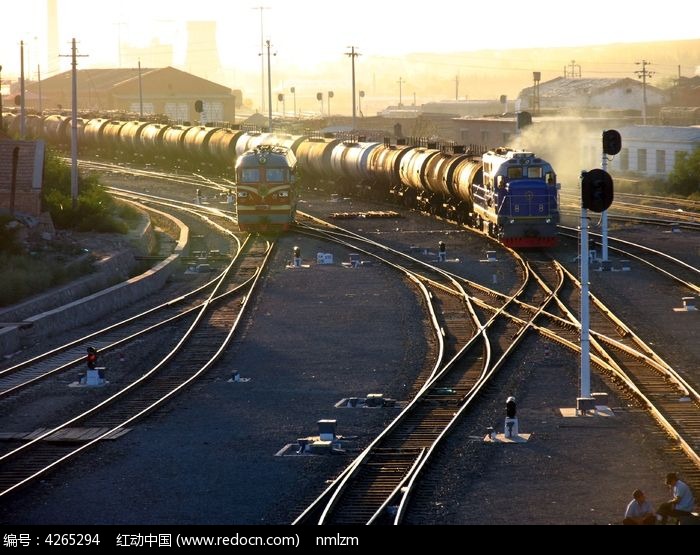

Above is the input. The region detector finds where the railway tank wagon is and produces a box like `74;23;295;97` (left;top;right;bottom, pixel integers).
328;140;382;196
293;137;342;186
234;145;297;232
367;142;416;202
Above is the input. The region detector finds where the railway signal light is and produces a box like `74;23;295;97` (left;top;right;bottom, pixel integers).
581;169;614;213
602;129;622;155
194;99;203;113
86;347;97;370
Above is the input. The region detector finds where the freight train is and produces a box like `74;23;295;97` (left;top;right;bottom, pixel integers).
1;112;560;247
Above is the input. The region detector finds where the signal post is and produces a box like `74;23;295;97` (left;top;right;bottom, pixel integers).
577;165;614;413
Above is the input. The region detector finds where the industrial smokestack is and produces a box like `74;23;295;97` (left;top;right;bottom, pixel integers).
47;0;59;75
185;21;221;81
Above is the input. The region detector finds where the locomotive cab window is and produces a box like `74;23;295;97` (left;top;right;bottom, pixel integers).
507;167;523;179
527;166;543;178
266;168;285;182
240;169;260;182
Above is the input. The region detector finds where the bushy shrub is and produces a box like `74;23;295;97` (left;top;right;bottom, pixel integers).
42;149;127;233
0;253;95;306
668;147;700;197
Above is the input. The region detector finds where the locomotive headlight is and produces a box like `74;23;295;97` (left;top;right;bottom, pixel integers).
546;218;552;224
509;219;515;224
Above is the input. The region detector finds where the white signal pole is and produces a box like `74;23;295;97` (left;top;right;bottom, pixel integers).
19;41;26;139
601;147;609;265
579;196;591;401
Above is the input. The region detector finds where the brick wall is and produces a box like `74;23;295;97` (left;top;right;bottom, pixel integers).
0;140;44;216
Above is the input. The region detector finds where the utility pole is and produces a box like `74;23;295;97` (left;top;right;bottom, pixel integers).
0;65;3;132
36;64;43;115
455;75;459;100
346;46;359;131
266;39;274;131
60;38;88;209
564;59;581;78
20;41;26;139
634;60;654;125
138;59;144;119
397;76;405;107
253;6;270;113
290;86;296;118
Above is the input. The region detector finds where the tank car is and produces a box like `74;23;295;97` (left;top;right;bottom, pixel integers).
234;145;297;232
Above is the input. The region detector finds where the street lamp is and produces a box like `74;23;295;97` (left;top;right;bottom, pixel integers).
346;46;359;130
253;6;270;113
290;86;296;117
327;90;334;117
265;39;275;131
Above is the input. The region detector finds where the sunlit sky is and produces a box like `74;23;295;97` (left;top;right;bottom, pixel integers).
3;0;699;79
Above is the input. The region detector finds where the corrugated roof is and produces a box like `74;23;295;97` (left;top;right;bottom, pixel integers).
617;125;700;142
30;67;231;94
519;76;663;98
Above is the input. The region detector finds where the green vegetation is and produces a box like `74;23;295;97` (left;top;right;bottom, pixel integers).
0;151;141;306
668;146;700;200
0;250;95;306
43;149;139;232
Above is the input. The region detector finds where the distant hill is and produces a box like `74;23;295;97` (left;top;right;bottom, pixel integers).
239;39;700;116
362;39;700;101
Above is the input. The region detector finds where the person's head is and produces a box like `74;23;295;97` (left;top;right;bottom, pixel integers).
665;472;678;486
632;489;645;502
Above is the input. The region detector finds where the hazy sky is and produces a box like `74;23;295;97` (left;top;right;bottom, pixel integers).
3;0;699;78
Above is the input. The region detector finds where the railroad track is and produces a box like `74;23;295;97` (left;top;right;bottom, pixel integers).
292;217;570;524
558;227;700;295
290;213;700;523
0;236;273;500
559;190;700;229
0;195;241;400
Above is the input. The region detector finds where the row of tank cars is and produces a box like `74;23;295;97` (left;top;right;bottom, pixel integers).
3;112;560;247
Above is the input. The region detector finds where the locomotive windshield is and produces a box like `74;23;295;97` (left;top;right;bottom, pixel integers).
266;168;286;182
240;169;260;182
506;166;544;179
